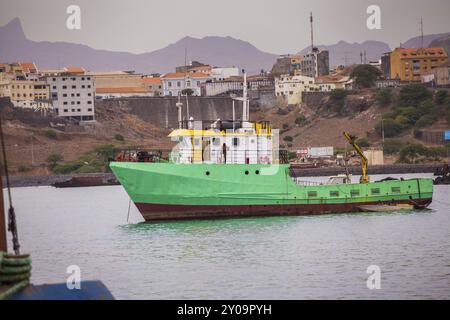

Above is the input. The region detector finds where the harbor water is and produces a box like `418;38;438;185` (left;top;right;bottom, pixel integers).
3;173;450;299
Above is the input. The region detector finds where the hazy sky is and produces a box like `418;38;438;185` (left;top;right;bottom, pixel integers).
1;0;450;54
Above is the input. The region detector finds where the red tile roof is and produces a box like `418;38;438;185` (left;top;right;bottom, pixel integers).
142;77;162;84
64;66;86;74
395;47;448;58
19;61;37;73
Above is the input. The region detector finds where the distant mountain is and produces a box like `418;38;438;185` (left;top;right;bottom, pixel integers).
401;32;450;48
298;40;391;67
0;18;278;75
429;34;450;55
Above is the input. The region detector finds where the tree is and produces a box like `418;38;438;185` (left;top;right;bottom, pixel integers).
350;64;382;88
383;139;403;155
46;153;63;166
375;88;392;106
398;144;429;163
181;88;194;96
114;134;124;141
375;118;403;138
435;89;448;105
398;84;431;107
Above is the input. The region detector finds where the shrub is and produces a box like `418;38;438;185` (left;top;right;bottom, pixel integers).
114;134;124;141
295;115;307;126
44;130;57;139
394;115;410;128
375;119;403;138
283;135;293;142
18;165;31;172
276;108;289;115
355;137;370;147
288;151;297;160
76;165;99;174
375;88;392;106
383;139;403;155
436;89;448;105
282;123;289;129
94;144;115;161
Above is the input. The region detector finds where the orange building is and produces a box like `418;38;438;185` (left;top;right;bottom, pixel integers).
390;47;448;81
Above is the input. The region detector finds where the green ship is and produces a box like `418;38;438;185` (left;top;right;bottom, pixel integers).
110;74;433;222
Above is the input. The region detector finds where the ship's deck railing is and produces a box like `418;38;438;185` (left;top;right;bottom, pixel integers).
292;178;329;186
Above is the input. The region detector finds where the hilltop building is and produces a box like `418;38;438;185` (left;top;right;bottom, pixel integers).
300;48;330;78
390;47;448;81
271;55;303;76
142;77;163;96
89;71;153;98
45;71;95;121
161;72;211;96
275;74;335;105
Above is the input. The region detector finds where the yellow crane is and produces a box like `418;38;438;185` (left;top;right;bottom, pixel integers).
343;132;370;183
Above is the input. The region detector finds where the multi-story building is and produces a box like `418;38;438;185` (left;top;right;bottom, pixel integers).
275;74;335;105
210;67;239;81
89;71;153;98
161;72;211;96
300;48;329;78
46;73;95;121
390;47;448;81
175;61;211;74
381;52;391;79
142;77;163;96
0;78;51;109
271;54;303;76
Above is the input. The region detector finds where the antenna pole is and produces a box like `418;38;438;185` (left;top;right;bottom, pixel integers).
420;17;424;49
310;12;314;51
242;70;248;122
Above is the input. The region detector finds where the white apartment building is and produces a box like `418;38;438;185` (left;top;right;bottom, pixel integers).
210;67;239;81
161;72;211;96
275;75;335;105
46;74;95;121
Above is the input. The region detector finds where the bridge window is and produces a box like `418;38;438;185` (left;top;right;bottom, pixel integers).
371;188;380;194
391;187;401;193
330;191;339;197
307;191;317;198
350;190;360;197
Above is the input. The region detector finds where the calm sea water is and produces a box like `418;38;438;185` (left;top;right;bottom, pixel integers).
3;173;450;299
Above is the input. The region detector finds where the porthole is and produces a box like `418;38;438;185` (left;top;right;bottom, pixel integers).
255;170;260;175
205;171;210;176
245;170;249;175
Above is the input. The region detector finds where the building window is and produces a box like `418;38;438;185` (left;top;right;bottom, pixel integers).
64;109;68;112
82;85;85;88
77;101;80;104
72;85;76;89
177;81;181;87
168;82;172;87
87;101;92;104
62;85;67;89
71;109;75;112
87;85;91;88
63;94;67;97
63;102;68;105
87;108;92;112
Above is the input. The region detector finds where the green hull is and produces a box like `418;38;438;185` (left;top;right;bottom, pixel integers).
110;162;433;221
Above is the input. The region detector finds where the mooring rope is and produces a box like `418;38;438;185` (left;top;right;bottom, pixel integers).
0;115;30;299
0;252;31;299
